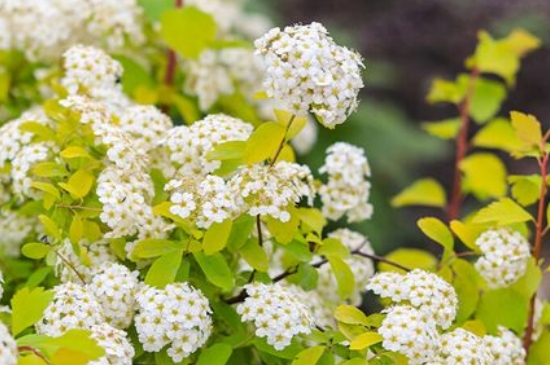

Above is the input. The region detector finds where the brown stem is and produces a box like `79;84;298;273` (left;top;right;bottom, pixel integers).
447;67;480;221
523;152;549;351
55;250;86;284
18;346;51;364
256;215;263;247
161;0;184;114
352;250;411;272
270;114;296;167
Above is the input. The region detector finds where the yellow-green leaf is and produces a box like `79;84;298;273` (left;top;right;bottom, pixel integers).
60;146;91;160
291;346;324;365
421;118;461;140
509;175;542;206
417;217;454;251
297;208;327;234
59;169;94;199
11;287;54;336
426;78;466;104
38;214;62;240
69;216;83;244
274;109;307;140
31;182;61;199
459;153;507;200
145;250;183;288
379;248;436;274
349;332;383;350
21;243;51;260
206;141;247;161
203;219;232;255
239;238;269;272
450;220;484;252
329;257;355;299
334;305;370;326
473;197;533;225
472;118;523;152
245;122;286;164
266;210;300;244
510;111;543;152
391;178;447;208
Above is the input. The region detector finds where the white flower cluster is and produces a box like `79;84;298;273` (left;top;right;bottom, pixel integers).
36;282;105;337
119;105;172;152
236;282;313;350
378;305;440;365
0;0;144;62
89;324;135;365
162;114;253;176
254;22;364;128
431;328;494;364
316;229;375;306
166;175;238;229
229;161;315;222
55;239;116;283
367;269;458;329
184;47;264;111
319;142;373;222
483;326;526;365
284;284;334;329
12;142;58;198
134;283;213;362
474;228;530;289
0;210;35;257
88;263;139;329
0;322;17;365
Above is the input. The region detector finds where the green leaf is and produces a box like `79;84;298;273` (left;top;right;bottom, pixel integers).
245;122;286;164
133;239;183;259
379;248;436;274
509;175;542;206
194;252;234;291
511;257;542;299
59;169;95;199
475;288;529;333
49;329;105;364
510;111;543;153
473;197;533;225
11;287;54;336
253;337;303;360
160;7;217;59
145;250;183;288
274;110;307;140
451;259;481;323
334;305;370;326
421;118;461;140
30;182;61;200
226;215;255;252
450;220;485;252
349;332;383;350
197;343;233;365
472;118;524;152
283;240;313;262
468;76;507;123
19;122;56;141
31;162;69;178
26;267;53;289
528;330;550;365
138;0;172;22
239;238;269;272
459;153;507;200
417;217;454;252
203;219;233;255
339;359;369;365
266;210;299;244
38;215;62;240
113;55;155;97
391;178;447;208
291;346;325;365
297;208;327;234
426;78;466;104
21;243;51;260
206;141;247;161
287;263;318;291
318;238;350;259
60;146;91;160
328;257;355;299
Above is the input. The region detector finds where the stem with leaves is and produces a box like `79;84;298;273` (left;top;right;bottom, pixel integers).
161;0;184;113
270;114;296;167
18;346;51;365
523;148;549;351
447;67;480;221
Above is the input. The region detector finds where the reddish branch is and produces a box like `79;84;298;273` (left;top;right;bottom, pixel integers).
523;151;549;351
161;0;184;113
447;67;480;221
18;346;51;364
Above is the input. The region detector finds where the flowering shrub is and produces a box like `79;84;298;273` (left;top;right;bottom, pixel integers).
0;1;549;365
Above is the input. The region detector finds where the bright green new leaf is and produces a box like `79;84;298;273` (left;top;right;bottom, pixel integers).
59;169;95;199
291;346;325;365
31;162;69;178
461;320;487;337
475;288;529;333
473;197;533;226
194;252;234;291
511;257;542;299
21;243;51;260
197;343;233;365
145;250;183;288
528;331;550;365
509;175;542;206
417;217;454;252
510;110;543;153
459;153;507;200
113;55;155;97
283;240;313;262
253;337;303;360
16;354;44;365
379;248;436;273
318;238;350;259
160;7;217;59
60;146;91;160
287;263;319;291
472;118;524;152
69;216;83;244
245;122;286;164
349;332;383;350
49;329;105;362
38;214;62;240
468;76;507;123
297;208;327;234
391;178;447;208
339;359;369;365
226;215;255;252
133;239;183;259
449;220;485;252
451;259;481;323
25;267;53;289
203;219;232;255
19;122;56;141
206;141;247;161
421;118;461;140
11;287;54;336
266;211;299;244
334;305;370;326
239;238;269;272
30;182;61;200
274;109;307;140
138;0;172;22
426;78;466;104
328;257;355;299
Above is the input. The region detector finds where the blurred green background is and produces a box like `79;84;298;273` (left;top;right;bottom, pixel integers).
248;0;550;255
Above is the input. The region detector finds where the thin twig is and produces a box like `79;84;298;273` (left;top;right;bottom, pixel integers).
55;249;86;284
18;346;52;365
270;114;296;167
351;250;411;272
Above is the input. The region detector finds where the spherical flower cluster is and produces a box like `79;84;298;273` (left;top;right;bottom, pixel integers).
166;175;238;229
89;324;135;365
254;22;364;128
0;0;144;62
435;328;494;364
474;228;530;289
162;114;253;176
483;327;525;365
55;239;116;283
378;305;440;365
367;269;458;329
87;263;139;329
319;142;373;223
119;105;172;152
36;283;105;337
184;47;264;111
316;229;374;306
229;161;315;222
236;282;313;350
0;322;17;365
134;283;213;362
0;210;36;257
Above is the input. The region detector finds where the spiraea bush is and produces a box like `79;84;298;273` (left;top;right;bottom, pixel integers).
0;1;548;365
